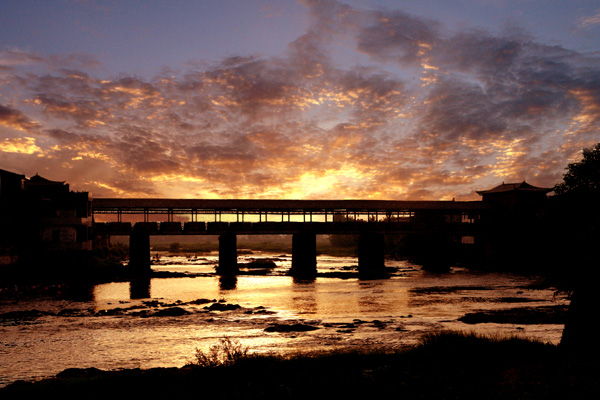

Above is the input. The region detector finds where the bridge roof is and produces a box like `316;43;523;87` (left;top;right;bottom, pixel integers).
92;198;486;212
476;181;553;195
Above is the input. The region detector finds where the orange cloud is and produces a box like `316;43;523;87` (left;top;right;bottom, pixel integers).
0;137;41;154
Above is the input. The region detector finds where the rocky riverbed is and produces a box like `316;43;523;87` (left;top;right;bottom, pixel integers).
1;255;570;389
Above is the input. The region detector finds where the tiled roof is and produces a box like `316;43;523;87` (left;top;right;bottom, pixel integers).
28;173;65;185
476;181;552;195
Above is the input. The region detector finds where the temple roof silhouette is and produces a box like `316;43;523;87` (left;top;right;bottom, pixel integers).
28;173;66;186
476;181;553;195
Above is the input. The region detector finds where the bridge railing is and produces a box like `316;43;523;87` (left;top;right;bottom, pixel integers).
93;218;482;236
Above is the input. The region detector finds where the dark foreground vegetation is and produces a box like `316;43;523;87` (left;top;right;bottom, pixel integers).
2;331;599;400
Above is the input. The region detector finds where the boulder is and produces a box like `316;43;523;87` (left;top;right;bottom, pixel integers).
205;303;241;311
264;323;320;333
153;307;190;317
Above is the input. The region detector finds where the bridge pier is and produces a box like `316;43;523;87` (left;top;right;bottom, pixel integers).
217;232;238;275
129;226;151;275
358;233;387;279
291;231;317;279
130;278;151;299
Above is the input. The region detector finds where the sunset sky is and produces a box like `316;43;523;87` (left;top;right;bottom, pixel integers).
1;0;600;200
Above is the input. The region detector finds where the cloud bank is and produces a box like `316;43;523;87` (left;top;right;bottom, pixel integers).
1;0;599;200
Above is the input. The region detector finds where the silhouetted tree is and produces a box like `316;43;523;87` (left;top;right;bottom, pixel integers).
554;143;600;355
554;142;600;195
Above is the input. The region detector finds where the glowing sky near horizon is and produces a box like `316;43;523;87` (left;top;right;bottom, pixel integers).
1;0;600;200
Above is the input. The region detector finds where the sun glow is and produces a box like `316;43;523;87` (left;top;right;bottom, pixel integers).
283;166;376;199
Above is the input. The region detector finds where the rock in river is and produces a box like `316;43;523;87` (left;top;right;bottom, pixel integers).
264;323;320;333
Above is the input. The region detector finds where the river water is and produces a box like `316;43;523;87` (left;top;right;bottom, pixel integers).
0;251;568;388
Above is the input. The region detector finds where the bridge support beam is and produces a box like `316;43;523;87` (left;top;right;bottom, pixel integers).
129;226;151;275
217;232;238;275
358;233;387;279
291;231;317;279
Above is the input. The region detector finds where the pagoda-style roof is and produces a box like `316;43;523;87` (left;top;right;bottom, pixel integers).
476;181;553;195
28;173;66;186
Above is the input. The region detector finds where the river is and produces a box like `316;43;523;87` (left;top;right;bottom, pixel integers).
0;251;568;388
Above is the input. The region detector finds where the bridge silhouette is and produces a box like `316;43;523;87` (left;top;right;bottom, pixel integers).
0;167;552;277
92;198;486;279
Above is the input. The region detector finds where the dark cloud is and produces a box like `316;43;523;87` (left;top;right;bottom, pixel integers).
45;128;80;142
33;94;109;127
0;104;38;131
356;9;440;66
417;78;509;143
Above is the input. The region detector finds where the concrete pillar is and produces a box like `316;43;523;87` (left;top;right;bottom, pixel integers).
129;226;151;275
130;278;151;299
217;232;238;275
358;233;387;279
291;231;317;279
219;275;238;290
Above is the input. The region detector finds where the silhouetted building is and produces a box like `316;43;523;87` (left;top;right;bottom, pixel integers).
0;169;26;199
476;181;552;208
0;169;92;267
476;181;553;270
0;169;27;265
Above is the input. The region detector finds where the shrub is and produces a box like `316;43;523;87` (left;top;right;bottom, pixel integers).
192;338;249;367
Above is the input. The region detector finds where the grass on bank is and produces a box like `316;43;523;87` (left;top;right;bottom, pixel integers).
3;331;599;400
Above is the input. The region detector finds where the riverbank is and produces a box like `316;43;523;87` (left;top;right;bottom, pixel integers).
2;331;598;400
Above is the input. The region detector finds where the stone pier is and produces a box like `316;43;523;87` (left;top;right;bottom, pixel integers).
127;225;387;280
291;231;317;279
217;232;238;275
129;226;151;275
358;232;387;279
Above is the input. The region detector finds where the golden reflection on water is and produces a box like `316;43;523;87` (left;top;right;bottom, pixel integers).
93;282;131;308
92;275;412;321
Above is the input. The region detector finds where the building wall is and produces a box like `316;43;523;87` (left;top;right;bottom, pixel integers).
0;169;93;266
